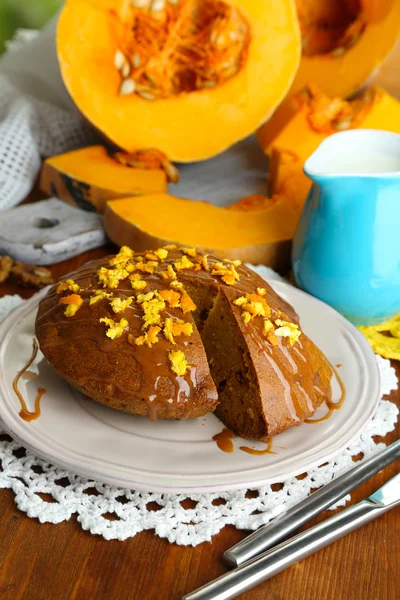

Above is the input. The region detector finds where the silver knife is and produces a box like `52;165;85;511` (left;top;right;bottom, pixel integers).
183;473;400;600
224;439;400;567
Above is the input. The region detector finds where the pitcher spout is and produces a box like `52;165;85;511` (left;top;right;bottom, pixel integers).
304;129;400;183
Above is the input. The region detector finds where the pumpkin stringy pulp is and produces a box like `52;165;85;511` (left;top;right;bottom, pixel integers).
114;0;250;99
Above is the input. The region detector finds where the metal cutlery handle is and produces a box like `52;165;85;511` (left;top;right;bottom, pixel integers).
224;439;400;567
184;499;388;600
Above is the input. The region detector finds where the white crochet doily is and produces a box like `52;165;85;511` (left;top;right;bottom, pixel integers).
0;291;398;545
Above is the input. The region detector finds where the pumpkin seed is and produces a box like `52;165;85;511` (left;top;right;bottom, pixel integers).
120;78;136;95
346;33;360;49
137;89;156;100
222;65;238;79
215;33;227;48
221;57;235;69
168;0;178;4
331;46;346;57
150;0;165;12
132;0;151;8
161;159;180;183
210;30;217;44
334;116;353;130
114;49;126;70
202;80;216;88
132;52;141;68
121;61;131;78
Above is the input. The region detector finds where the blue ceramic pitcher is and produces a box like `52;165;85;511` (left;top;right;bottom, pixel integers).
292;129;400;325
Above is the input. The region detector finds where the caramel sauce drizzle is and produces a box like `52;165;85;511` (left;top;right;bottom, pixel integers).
213;429;275;456
13;339;45;422
239;438;275;456
305;363;346;424
213;428;234;453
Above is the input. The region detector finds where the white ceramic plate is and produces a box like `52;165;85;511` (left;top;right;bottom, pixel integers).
0;280;380;493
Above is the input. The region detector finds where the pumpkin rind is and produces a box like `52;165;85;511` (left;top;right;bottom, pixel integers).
40;145;167;212
104;193;302;270
56;0;301;162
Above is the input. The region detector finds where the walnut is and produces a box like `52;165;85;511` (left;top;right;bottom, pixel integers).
11;261;53;288
0;256;13;284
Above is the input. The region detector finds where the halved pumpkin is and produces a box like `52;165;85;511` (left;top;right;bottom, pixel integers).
294;0;400;97
40;145;167;212
258;0;400;149
262;86;400;205
56;0;300;162
104;192;302;270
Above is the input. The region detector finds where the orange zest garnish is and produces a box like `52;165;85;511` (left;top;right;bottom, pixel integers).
136;260;158;274
211;261;240;285
195;254;209;271
59;293;82;305
159;289;181;307
131;325;162;347
181;291;197;313
164;317;193;344
168;349;191;376
59;293;84;317
56;279;80;294
99;317;129;339
98;266;129;289
233;290;301;346
174;255;195;271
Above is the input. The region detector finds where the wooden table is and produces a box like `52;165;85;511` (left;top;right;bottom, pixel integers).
0;243;399;600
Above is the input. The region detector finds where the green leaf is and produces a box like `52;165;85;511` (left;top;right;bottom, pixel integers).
4;0;63;29
0;4;19;54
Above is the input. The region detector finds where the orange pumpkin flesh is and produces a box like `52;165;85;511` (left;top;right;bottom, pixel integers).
57;0;301;162
104;192;302;270
40;145;167;212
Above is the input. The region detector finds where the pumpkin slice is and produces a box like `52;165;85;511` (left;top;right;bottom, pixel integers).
40;145;167;212
56;0;300;162
260;86;400;207
104;193;302;269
